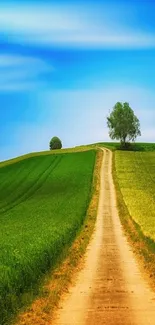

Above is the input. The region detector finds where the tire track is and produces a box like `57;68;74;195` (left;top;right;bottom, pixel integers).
0;156;62;215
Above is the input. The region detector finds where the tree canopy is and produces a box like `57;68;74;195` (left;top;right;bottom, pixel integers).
107;102;141;147
49;136;62;150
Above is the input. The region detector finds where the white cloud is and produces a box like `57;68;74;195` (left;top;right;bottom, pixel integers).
0;54;53;92
0;3;154;49
0;55;52;70
0;4;83;33
28;32;155;49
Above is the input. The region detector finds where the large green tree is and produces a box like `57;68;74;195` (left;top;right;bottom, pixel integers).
49;136;62;150
107;102;141;147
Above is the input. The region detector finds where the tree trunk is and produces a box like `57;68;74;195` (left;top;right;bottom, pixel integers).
120;137;127;149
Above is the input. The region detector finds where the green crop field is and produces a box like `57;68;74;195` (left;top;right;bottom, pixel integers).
115;151;155;241
0;150;96;324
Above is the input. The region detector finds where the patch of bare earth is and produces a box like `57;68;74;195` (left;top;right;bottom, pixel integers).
53;149;155;325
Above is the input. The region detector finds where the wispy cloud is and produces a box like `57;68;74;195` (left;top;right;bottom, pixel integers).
0;3;155;49
0;54;53;92
0;55;51;69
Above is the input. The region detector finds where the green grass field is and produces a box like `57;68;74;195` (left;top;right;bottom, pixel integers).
0;150;96;324
115;151;155;241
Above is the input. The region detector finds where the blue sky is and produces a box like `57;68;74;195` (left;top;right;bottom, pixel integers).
0;0;155;160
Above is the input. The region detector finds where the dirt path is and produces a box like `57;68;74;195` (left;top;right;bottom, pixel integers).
53;149;155;325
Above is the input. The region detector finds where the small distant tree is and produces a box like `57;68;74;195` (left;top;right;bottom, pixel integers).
49;136;62;150
107;102;141;148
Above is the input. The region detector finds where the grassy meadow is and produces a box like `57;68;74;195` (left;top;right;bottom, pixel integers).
115;151;155;240
0;150;96;324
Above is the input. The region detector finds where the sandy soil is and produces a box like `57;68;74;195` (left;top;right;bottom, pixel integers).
53;149;155;325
